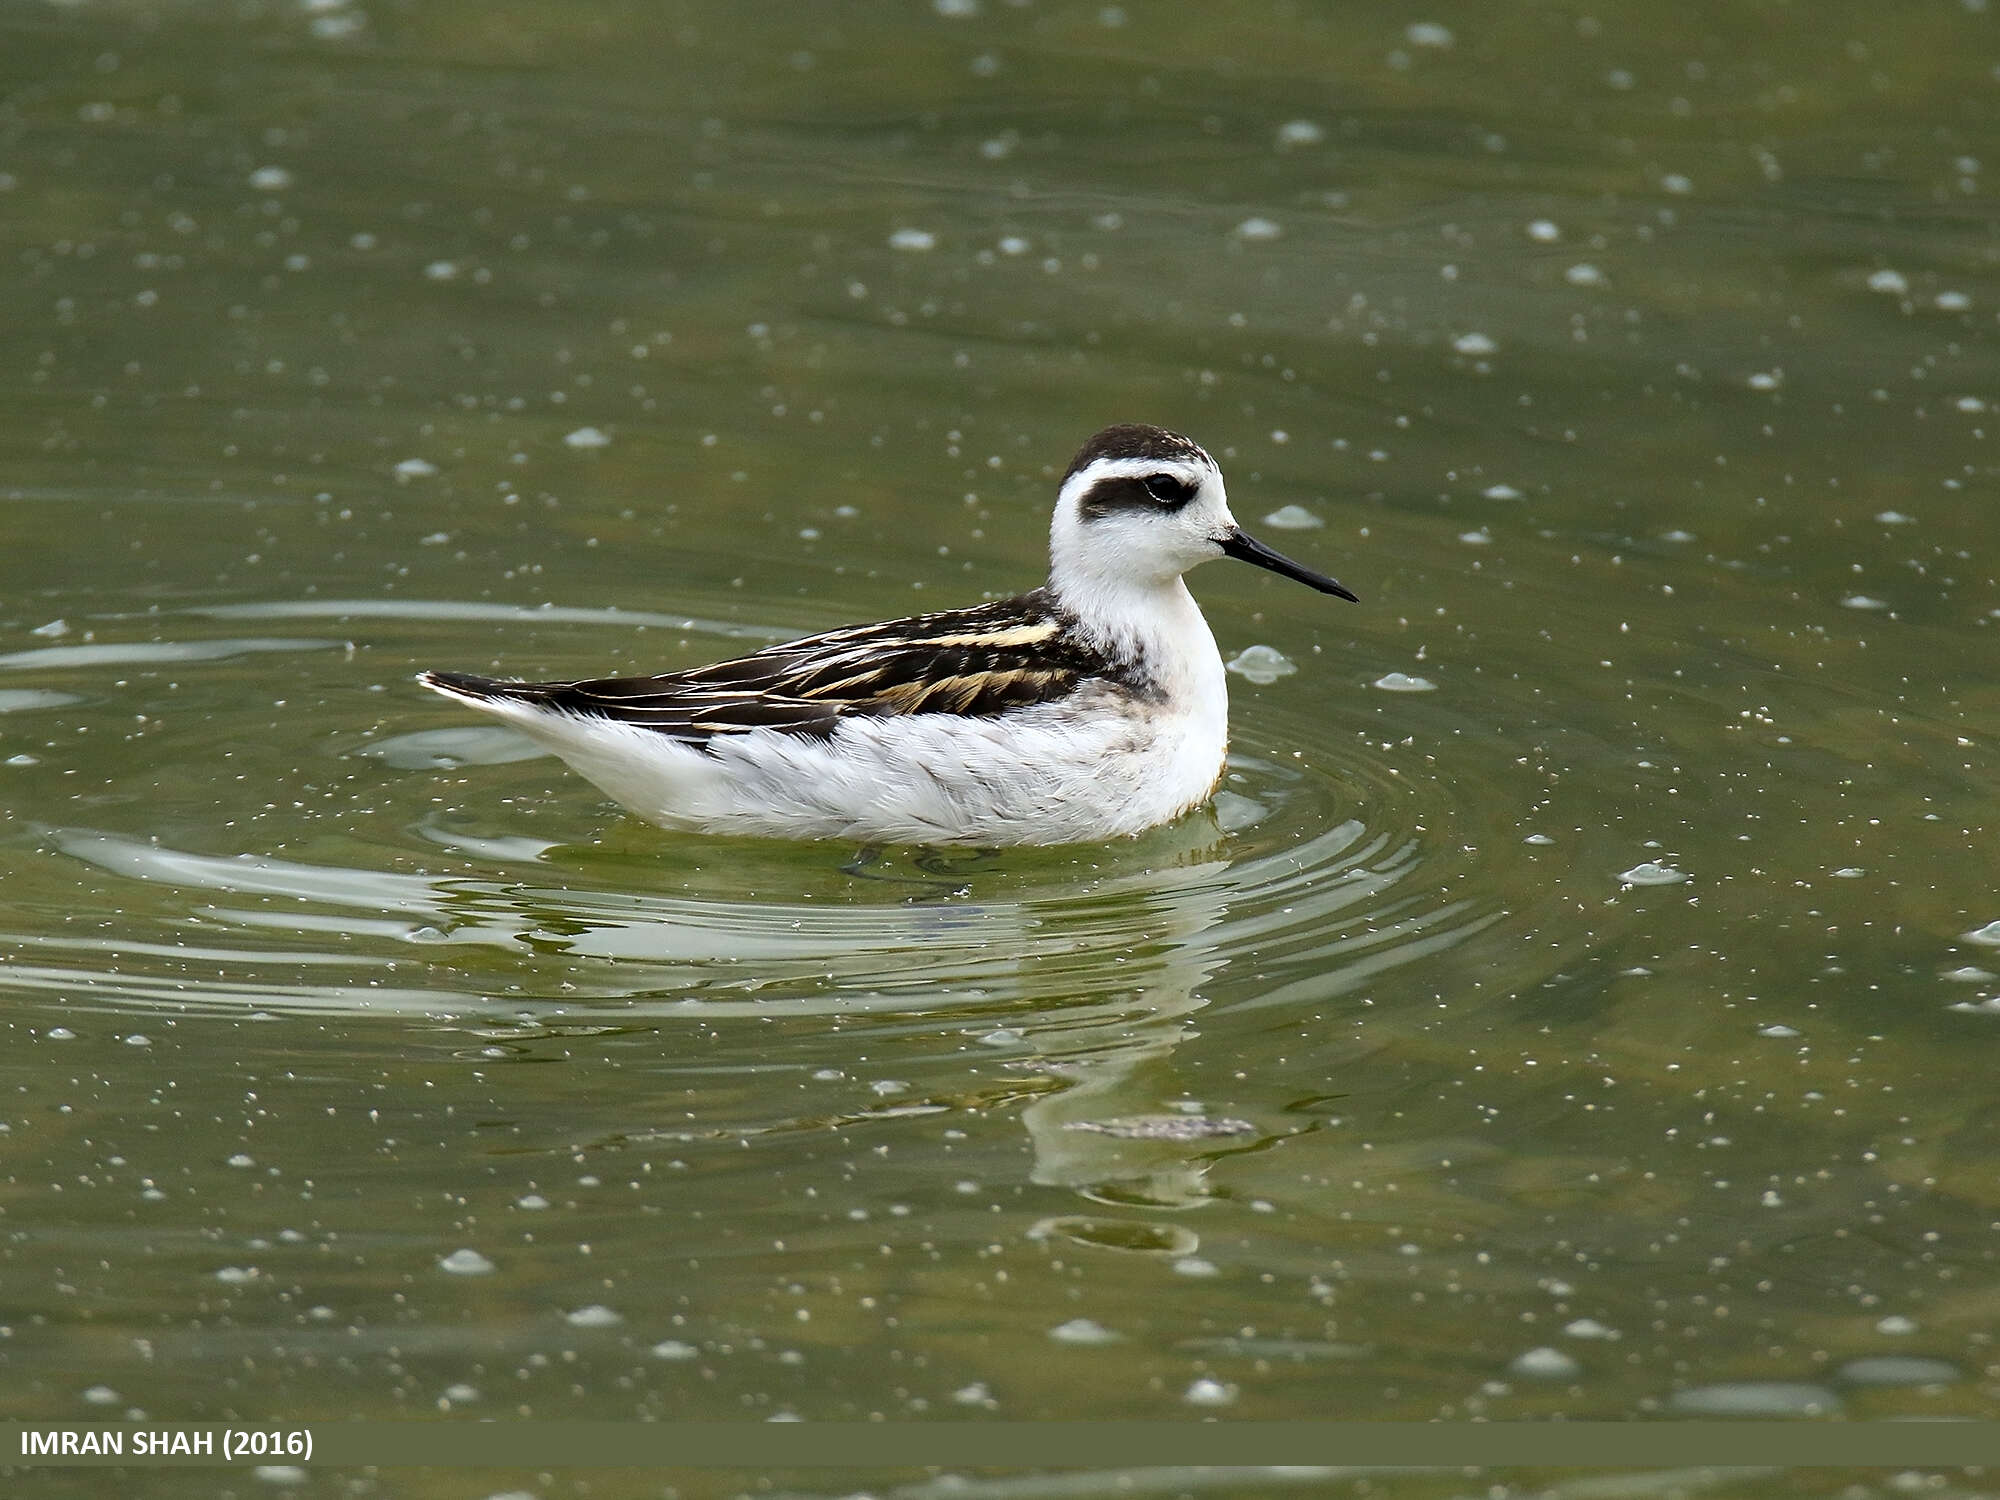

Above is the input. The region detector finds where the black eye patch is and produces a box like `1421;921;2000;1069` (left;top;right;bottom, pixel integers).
1078;472;1198;520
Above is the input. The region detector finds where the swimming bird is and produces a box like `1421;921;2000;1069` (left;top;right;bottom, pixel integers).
418;423;1356;845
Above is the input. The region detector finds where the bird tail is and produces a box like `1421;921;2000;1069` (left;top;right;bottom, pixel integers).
417;669;553;707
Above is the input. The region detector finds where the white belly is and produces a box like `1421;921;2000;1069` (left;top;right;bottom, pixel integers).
486;682;1228;846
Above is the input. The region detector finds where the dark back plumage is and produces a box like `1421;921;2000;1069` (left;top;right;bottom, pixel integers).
422;589;1150;751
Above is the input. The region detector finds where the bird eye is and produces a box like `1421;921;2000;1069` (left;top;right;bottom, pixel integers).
1143;474;1192;505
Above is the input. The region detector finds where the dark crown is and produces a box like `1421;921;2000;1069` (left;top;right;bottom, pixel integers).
1062;423;1212;484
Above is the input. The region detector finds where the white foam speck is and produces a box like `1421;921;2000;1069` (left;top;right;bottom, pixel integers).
1961;920;2000;946
1482;483;1522;500
888;228;937;252
1233;216;1283;241
564;426;611;449
1866;269;1909;295
1184;1377;1238;1406
1565;262;1606;287
1526;219;1561;242
651;1339;699;1360
393;458;438;479
1452;331;1498;356
564;1304;624;1327
438;1248;495;1276
1406;21;1454;47
1841;594;1888;611
248;166;293;191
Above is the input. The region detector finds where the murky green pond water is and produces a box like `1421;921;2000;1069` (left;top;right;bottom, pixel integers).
4;1;1999;1495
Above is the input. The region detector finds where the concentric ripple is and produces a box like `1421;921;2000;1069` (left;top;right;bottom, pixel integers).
4;596;1587;1203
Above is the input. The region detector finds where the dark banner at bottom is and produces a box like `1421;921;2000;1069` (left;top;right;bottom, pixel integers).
4;1421;1999;1469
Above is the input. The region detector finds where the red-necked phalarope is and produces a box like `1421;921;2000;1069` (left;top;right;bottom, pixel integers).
419;423;1356;845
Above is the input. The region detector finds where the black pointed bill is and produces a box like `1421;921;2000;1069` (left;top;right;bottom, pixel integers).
1217;528;1359;602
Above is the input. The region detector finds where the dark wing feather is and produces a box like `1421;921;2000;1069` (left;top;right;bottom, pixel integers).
425;590;1142;750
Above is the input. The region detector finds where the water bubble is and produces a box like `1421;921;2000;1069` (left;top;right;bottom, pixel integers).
1405;21;1454;47
1183;1377;1238;1406
1875;1314;1919;1335
1841;594;1889;611
1526;219;1561;242
248;166;293;191
1276;120;1325;148
888;228;937;252
1049;1317;1121;1345
1618;861;1687;886
1565;263;1606;287
651;1339;699;1360
1261;505;1322;530
1837;1356;1960;1386
1372;672;1436;693
1233;217;1283;242
1483;483;1522;500
1960;920;2000;946
1670;1382;1841;1416
1226;645;1296;684
563;426;611;449
1866;268;1909;295
438;1248;496;1276
81;1385;121;1406
1509;1346;1581;1378
564;1304;624;1328
393;458;438;479
1452;332;1498;356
